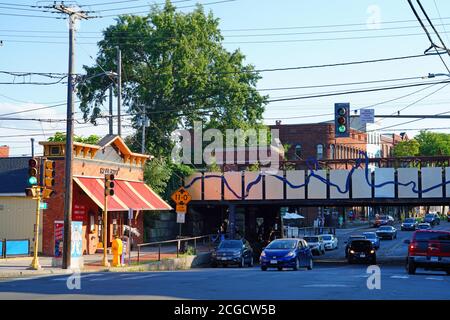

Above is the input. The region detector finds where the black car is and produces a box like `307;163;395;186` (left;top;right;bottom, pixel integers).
376;226;397;240
401;218;418;231
344;235;366;258
424;213;440;226
347;239;376;264
211;239;254;268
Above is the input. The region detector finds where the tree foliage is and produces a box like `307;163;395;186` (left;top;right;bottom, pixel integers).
48;132;101;145
77;1;267;160
392;131;450;157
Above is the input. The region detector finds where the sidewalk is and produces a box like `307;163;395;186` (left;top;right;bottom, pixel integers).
0;243;213;278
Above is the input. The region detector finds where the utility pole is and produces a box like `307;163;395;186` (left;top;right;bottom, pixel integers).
30;138;34;157
141;106;147;154
52;3;89;270
109;85;113;135
117;47;122;137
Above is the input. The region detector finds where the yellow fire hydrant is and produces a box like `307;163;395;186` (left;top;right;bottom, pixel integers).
111;236;123;267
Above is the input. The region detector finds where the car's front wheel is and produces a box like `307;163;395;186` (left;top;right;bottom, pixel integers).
239;257;245;268
293;258;300;271
261;266;267;271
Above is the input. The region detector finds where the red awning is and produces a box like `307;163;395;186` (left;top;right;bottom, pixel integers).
73;176;172;211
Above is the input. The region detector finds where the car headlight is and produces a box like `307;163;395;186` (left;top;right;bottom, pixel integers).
370;250;375;254
285;251;295;258
260;251;266;257
349;250;355;254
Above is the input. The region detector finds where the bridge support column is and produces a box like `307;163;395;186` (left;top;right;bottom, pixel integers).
228;203;236;239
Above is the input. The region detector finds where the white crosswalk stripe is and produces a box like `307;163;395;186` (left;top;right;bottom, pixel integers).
119;274;160;280
390;275;409;279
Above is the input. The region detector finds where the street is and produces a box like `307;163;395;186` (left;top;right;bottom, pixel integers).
0;264;449;300
0;222;449;300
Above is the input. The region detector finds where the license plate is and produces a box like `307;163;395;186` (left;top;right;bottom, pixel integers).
270;260;277;264
220;257;228;260
360;253;366;258
430;257;439;262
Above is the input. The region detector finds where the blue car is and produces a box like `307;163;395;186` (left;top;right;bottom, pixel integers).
363;232;380;250
260;238;313;271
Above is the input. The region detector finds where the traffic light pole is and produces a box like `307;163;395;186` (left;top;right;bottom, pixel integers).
30;186;41;270
103;192;110;267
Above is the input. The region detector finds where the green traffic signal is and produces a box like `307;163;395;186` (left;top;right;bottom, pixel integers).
338;125;346;133
28;176;38;185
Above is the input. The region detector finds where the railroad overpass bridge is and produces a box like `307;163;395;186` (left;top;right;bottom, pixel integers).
181;154;450;239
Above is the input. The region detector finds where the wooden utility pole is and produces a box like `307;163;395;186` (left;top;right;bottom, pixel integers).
52;3;90;270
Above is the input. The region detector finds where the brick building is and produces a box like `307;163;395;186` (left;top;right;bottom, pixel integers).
270;121;367;162
39;134;171;256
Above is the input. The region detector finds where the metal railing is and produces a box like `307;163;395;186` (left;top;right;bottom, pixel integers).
136;234;215;264
284;227;337;238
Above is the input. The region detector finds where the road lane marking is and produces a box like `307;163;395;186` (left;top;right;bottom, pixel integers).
390;275;409;279
50;274;106;281
425;277;444;281
119;274;160;280
302;284;352;288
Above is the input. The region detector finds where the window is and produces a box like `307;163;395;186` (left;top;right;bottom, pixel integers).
316;144;324;159
330;144;335;159
294;144;302;159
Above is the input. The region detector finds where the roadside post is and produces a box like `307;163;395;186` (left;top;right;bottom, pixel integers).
171;187;192;254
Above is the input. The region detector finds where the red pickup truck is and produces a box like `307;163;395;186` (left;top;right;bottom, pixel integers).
405;230;450;275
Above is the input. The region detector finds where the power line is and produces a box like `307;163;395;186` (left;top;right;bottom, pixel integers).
266;80;450;103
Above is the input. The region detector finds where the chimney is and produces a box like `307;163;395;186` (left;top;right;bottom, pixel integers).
0;145;9;158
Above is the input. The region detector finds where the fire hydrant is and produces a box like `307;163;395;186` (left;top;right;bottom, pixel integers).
111;236;123;267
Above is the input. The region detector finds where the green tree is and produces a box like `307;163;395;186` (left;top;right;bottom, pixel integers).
77;1;267;160
392;140;420;157
415;131;450;156
48;132;101;145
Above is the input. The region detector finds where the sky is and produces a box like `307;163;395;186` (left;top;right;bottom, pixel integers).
2;0;450;156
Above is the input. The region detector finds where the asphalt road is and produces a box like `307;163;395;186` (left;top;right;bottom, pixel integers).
324;220;450;261
0;263;449;300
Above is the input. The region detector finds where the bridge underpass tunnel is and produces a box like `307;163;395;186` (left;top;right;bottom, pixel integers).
185;204;282;248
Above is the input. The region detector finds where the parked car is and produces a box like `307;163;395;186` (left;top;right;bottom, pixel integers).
401;218;418;231
405;230;450;275
260;238;313;271
347;239;377;265
363;232;380;250
303;235;326;255
417;223;432;230
321;234;338;250
345;235;367;258
376;226;397;240
211;239;254;268
373;215;394;227
424;213;440;226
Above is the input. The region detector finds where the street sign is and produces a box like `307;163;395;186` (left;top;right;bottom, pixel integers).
176;204;187;213
176;213;186;223
171;187;192;205
360;109;375;123
39;202;48;210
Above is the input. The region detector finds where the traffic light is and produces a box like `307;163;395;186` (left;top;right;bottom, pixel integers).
44;160;55;188
28;158;38;186
105;174;115;196
25;187;38;198
42;188;55;199
334;103;350;138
